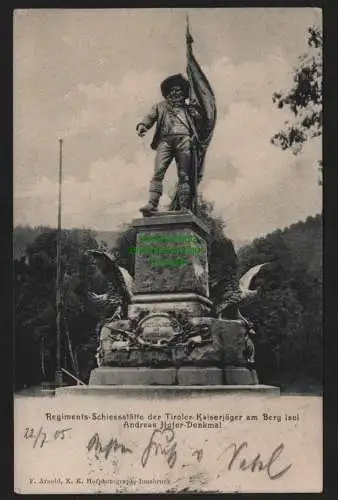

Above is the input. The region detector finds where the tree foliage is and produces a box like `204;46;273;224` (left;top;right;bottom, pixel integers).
13;225;52;259
271;25;322;159
238;214;322;392
14;228;100;388
14;211;322;393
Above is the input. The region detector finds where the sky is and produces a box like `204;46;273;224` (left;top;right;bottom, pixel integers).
14;7;322;243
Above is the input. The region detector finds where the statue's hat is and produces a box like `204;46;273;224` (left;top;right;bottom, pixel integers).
160;73;190;98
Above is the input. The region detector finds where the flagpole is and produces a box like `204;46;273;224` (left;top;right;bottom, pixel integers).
185;15;198;213
55;138;63;388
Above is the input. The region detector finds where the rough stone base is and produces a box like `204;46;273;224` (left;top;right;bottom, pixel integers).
89;366;258;386
224;366;259;385
90;367;224;386
90;367;176;385
177;367;222;385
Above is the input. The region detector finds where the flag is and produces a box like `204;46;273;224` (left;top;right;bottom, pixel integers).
186;17;217;181
170;18;217;211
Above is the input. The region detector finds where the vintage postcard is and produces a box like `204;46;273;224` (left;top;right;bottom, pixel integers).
14;7;322;494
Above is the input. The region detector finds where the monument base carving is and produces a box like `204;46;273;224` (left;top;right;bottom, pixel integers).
83;211;278;392
98;318;249;369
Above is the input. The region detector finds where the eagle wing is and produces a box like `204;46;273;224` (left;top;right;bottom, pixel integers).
87;249;134;304
118;266;134;301
239;263;269;303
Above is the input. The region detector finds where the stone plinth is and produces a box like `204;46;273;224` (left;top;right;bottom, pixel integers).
129;212;211;319
177;367;222;385
89;366;258;386
89;367;225;386
224;366;259;385
58;384;280;396
90;367;177;385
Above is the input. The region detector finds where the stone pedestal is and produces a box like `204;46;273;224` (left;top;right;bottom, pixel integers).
129;211;211;319
88;210;276;390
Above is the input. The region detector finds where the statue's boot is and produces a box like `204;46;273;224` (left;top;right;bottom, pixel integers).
178;181;192;212
139;186;161;216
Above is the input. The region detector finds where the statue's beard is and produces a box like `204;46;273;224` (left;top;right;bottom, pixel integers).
166;95;185;106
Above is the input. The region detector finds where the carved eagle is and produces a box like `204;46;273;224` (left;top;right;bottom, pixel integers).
210;262;272;319
239;262;269;306
86;250;134;315
87;250;132;287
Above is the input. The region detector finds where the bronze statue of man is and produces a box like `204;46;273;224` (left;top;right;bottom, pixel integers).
137;73;204;216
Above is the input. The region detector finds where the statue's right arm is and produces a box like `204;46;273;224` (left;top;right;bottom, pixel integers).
136;104;158;134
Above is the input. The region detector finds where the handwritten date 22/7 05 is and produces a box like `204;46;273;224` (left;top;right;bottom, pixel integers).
24;427;72;448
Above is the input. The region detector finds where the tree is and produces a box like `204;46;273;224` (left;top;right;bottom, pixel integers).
238;214;322;392
14;228;100;388
271;24;322;178
13;224;52;259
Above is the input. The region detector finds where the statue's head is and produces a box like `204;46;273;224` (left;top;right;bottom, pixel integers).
160;73;190;105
